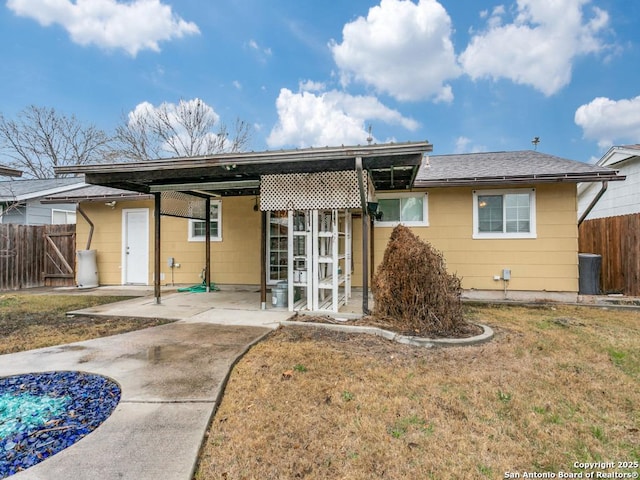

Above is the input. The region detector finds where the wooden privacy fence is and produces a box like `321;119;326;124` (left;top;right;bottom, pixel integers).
579;213;640;296
0;224;76;290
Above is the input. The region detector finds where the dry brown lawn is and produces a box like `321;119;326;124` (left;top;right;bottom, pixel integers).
2;294;638;479
196;304;640;480
0;293;172;354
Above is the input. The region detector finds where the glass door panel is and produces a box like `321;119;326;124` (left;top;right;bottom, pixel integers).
267;211;288;283
291;210;311;309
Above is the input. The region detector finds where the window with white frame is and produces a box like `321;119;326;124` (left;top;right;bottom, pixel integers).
375;193;428;227
52;209;77;224
473;188;536;239
188;200;222;241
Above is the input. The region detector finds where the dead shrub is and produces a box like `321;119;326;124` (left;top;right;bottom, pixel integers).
373;224;464;336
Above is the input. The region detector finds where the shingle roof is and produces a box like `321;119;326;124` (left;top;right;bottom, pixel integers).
0;177;86;201
414;150;622;187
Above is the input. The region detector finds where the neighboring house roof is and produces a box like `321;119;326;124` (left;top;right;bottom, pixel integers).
414;150;622;187
0;166;22;177
42;185;152;204
577;145;640;220
0;177;86;202
593;144;640;168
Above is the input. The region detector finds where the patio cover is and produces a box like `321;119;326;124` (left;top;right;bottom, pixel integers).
55;142;433;310
55;142;432;195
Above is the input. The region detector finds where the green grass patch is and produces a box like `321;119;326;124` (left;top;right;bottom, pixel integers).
388;415;433;439
607;347;640;380
341;390;354;402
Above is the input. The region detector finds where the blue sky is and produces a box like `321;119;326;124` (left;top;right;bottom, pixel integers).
1;0;639;163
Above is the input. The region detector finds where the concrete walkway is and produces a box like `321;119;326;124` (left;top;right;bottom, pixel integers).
0;291;292;480
0;287;506;479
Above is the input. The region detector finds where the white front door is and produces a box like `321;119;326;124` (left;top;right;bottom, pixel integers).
122;209;149;284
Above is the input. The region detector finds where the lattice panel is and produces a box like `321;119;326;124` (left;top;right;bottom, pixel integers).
160;191;207;220
260;171;368;211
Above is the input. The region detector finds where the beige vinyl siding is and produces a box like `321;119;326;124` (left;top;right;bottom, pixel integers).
76;197;262;286
354;183;579;293
75;199;152;285
77;183;579;293
206;196;261;284
158;196;261;285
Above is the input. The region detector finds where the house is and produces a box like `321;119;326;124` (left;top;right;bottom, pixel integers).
577;145;640;220
412;150;625;301
53;143;623;310
577;145;639;296
0;177;86;225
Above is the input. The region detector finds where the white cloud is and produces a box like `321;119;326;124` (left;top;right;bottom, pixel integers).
128;98;222;155
330;0;460;102
575;96;640;148
299;80;326;93
247;39;272;62
6;0;199;56
454;136;471;153
132;97;220;125
453;136;487;153
486;5;506;29
459;0;609;96
248;39;272;56
267;88;419;148
232;80;242;90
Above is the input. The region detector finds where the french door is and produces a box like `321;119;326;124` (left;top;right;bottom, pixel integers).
266;209;351;312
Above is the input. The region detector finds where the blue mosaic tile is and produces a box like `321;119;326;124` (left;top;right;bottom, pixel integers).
0;371;121;478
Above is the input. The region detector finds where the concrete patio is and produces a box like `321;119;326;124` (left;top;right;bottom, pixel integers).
57;284;372;323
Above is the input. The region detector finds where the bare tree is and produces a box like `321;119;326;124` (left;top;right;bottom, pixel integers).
114;98;252;161
0;106;113;178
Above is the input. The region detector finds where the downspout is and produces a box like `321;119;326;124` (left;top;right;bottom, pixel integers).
356;157;371;314
370;215;375;286
76;205;94;250
154;193;161;305
578;181;608;227
205;196;211;292
260;210;267;310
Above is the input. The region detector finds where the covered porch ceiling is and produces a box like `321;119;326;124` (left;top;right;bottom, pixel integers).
55;142;433;196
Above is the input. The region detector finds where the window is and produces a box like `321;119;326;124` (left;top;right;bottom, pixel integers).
473;189;536;239
52;209;77;224
188;200;222;241
375;193;428;227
